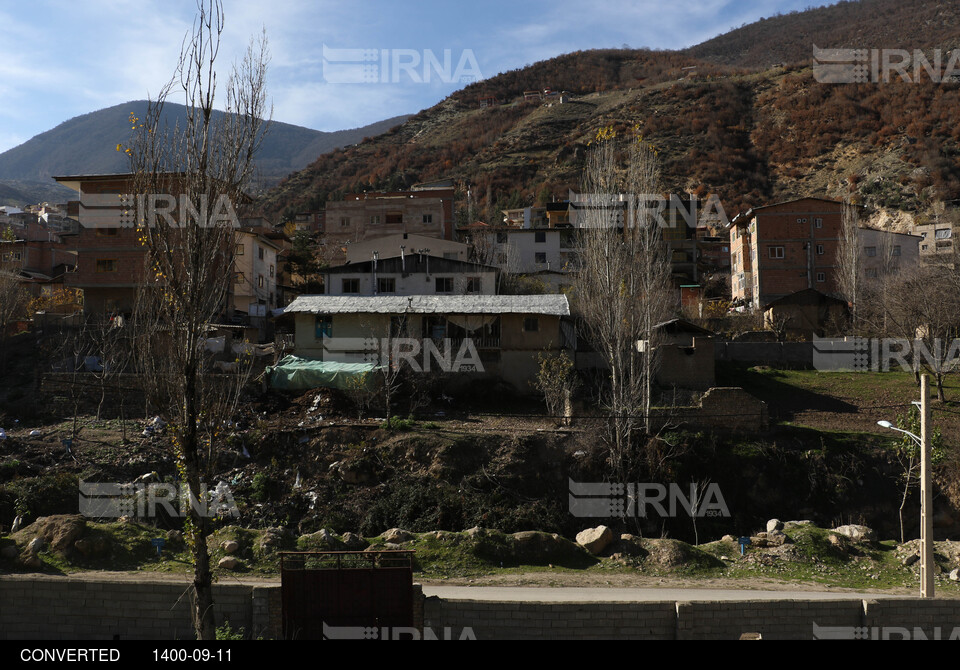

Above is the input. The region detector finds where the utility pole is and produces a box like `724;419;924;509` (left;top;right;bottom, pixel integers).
920;374;934;598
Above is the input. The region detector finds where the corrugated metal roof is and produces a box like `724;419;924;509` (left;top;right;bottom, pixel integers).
283;294;570;316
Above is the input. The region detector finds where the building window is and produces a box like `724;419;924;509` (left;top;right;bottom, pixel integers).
235;272;244;284
935;228;952;239
865;246;877;257
435;277;453;293
370;215;381;225
96;227;119;237
235;244;244;255
535;252;547;263
315;315;332;339
768;246;784;259
922;244;928;251
95;259;118;272
378;277;395;293
535;231;546;243
340;217;350;227
258;246;264;260
816;272;825;282
422;214;433;224
816;244;824;255
815;218;823;228
385;212;402;224
866;268;879;278
342;278;359;293
523;317;539;332
270;264;275;277
258;275;264;288
465;277;481;293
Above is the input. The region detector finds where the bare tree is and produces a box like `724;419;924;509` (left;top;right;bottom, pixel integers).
0;270;28;370
575;130;673;480
835;198;862;331
126;0;269;640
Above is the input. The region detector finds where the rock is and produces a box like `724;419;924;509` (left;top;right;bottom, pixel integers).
721;535;736;543
341;532;368;551
608;534;647;558
827;534;843;547
464;526;482;538
19;537;45;568
902;553;920;567
166;530;183;544
221;540;239;554
383;528;415;544
949;568;959;582
751;531;788;548
833;524;876;543
766;519;784;532
218;556;241;570
335;461;375;485
10;515;23;533
74;537;110;557
16;515;86;554
1;544;18;559
298;529;344;551
575;526;614;555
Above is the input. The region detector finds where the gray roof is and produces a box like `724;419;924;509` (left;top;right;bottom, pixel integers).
284;294;570;316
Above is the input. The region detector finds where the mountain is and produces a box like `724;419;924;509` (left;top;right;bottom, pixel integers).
686;0;960;68
258;0;960;227
0;101;410;205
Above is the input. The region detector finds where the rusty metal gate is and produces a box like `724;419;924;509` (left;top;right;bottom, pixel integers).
280;551;415;639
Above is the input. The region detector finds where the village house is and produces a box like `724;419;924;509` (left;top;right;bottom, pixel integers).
323;253;498;297
280;294;572;390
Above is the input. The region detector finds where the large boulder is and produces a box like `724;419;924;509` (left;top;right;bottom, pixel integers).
341;532;368;551
16;515;86;554
218;556;241;570
383;528;415;544
576;526;614;555
766;519;784;533
833;524;876;543
510;531;590;566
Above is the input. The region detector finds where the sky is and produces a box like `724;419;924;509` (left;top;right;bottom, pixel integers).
0;0;837;155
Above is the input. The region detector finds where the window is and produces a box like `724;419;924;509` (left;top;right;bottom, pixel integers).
535;231;546;243
866;268;879;278
922;244;929;251
378;277;395;293
523;317;539;332
340;216;350;227
370;215;380;225
768;246;784;259
258;275;264;288
341;278;359;293
270;264;275;278
816;244;824;255
95;259;118;272
234;272;244;284
893;245;901;256
422;214;433;224
535;252;547;263
258;246;264;260
315;315;332;339
235;244;244;255
96;227;119;237
816;272;825;282
385;212;402;224
435;277;453;293
815;218;823;228
936;228;952;239
465;277;481;293
865;246;877;257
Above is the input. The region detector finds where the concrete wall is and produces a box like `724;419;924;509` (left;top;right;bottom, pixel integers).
4;576;960;641
0;577;280;641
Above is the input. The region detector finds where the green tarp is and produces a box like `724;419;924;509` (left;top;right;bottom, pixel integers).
267;355;381;390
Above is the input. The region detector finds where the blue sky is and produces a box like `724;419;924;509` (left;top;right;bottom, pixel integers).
0;0;835;154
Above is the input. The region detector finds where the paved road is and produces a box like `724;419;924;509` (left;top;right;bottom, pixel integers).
420;586;915;601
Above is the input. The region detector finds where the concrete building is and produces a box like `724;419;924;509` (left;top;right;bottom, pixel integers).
344;233;469;264
282;294;572;390
323;254;498;296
